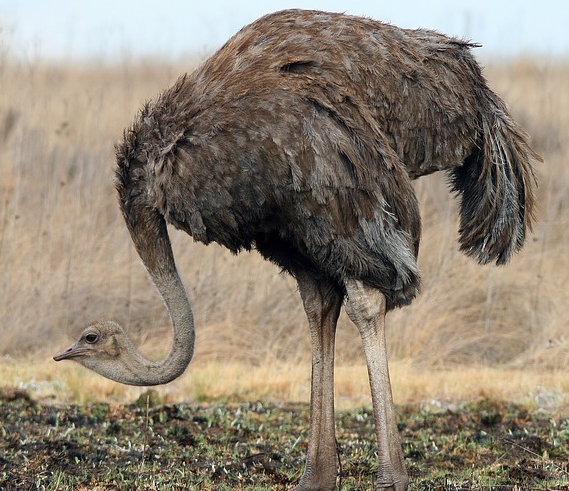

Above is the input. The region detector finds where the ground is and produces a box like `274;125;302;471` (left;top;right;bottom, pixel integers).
0;388;567;490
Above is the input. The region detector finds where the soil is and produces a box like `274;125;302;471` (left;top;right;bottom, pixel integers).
0;388;567;490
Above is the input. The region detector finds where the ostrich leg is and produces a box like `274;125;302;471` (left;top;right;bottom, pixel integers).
344;279;409;491
291;273;343;491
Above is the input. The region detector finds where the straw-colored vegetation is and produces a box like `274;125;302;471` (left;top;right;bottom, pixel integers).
0;43;568;407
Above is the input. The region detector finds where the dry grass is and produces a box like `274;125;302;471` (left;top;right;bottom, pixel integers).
1;43;568;406
3;358;568;413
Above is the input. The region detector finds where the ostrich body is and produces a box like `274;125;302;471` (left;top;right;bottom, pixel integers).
54;10;539;491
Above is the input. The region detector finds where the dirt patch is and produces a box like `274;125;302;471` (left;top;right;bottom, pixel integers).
0;389;567;490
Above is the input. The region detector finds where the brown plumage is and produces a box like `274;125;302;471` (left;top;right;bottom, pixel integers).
55;9;539;491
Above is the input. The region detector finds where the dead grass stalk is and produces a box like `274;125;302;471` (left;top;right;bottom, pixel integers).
0;55;567;403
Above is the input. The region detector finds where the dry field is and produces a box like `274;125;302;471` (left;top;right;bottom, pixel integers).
0;45;568;409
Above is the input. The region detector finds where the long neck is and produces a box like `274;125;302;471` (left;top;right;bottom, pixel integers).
96;177;197;385
151;272;195;384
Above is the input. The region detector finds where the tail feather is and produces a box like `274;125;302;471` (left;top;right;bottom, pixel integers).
450;94;540;265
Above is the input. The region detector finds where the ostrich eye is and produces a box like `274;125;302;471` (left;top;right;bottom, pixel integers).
85;333;99;344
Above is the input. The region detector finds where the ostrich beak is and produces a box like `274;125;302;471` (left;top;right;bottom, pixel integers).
53;343;95;361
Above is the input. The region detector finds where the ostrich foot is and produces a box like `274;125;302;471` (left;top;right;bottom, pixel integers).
373;475;410;491
289;471;336;491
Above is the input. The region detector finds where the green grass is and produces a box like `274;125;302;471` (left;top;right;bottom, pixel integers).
1;390;567;490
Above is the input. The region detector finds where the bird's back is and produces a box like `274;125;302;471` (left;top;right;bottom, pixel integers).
182;9;486;177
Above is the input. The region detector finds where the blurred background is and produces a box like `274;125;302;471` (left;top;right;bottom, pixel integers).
2;0;569;61
0;1;567;404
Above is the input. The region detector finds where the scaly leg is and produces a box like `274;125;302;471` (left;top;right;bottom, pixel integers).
344;279;409;491
290;273;343;491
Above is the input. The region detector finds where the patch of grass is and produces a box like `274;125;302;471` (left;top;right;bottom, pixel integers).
1;390;567;490
402;399;569;489
3;359;569;410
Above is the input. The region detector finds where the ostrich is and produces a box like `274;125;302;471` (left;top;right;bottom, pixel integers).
54;9;539;491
